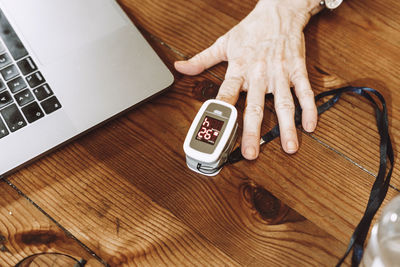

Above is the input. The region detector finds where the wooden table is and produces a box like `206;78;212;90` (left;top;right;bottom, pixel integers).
1;0;399;266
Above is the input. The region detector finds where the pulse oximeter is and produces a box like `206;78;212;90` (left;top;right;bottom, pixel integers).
183;99;238;176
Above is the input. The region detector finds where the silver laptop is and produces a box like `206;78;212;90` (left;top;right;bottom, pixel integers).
0;0;174;177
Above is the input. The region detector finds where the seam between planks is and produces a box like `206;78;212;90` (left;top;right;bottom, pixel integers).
3;178;110;267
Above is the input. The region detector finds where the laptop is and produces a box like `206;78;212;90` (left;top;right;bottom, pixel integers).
0;0;174;177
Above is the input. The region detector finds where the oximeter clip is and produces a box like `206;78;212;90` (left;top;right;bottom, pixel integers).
183;99;238;176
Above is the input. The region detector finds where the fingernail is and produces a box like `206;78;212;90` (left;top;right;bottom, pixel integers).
286;141;297;153
306;122;316;132
244;146;256;159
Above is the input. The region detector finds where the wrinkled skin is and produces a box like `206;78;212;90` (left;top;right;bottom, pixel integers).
175;0;322;160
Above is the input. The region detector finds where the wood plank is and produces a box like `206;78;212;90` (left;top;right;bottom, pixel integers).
109;6;400;252
80;64;398;243
118;0;400;189
6;72;352;266
7;145;241;266
303;5;400;189
6;34;354;266
0;180;103;266
137;27;399;245
5;1;399;266
117;0;244;56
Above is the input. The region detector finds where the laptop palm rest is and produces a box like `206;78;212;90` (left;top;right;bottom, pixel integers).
1;0;128;65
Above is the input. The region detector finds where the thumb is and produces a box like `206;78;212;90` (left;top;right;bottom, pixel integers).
175;36;227;75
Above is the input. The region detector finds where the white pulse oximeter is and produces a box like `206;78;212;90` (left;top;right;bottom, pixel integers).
183;99;238;176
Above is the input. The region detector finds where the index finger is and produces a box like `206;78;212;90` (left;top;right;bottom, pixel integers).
216;64;243;105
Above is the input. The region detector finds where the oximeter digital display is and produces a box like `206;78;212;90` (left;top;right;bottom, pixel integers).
183;99;238;176
195;116;224;145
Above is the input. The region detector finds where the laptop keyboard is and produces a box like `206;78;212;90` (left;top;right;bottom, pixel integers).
0;9;61;139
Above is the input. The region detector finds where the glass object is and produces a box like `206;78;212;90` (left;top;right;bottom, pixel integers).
362;195;400;267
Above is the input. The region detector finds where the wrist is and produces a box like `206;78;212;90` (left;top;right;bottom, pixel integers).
309;1;325;15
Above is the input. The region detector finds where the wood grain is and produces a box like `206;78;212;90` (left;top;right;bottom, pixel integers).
7;68;353;266
303;6;400;189
5;149;241;266
118;0;400;239
1;0;399;266
0;180;103;266
6;32;355;265
118;0;400;190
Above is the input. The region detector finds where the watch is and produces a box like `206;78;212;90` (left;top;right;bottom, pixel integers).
323;0;343;9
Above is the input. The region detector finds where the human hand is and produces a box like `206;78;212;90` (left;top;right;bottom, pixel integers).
175;0;323;160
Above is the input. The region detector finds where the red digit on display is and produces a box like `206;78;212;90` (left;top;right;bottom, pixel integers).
197;127;207;139
204;129;212;140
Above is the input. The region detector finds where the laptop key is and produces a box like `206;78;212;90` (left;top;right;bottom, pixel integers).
33;84;53;101
21;101;44;123
1;64;19;81
0;9;29;60
41;96;61;114
26;71;45;88
0;118;9;139
0;80;6;92
0;53;11;69
0;42;5;54
0;90;13;108
7;76;27;93
17;57;37;75
0;103;27;132
14;89;34;107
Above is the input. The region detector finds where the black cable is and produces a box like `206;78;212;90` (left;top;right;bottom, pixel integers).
196;162;226;175
224;86;393;266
